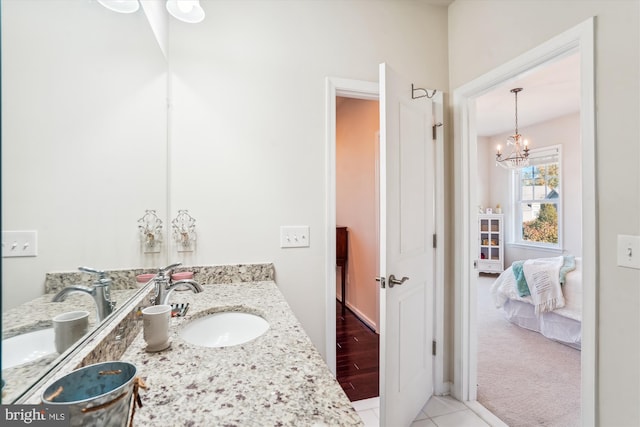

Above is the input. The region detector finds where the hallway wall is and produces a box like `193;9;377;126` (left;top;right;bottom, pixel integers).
336;97;380;330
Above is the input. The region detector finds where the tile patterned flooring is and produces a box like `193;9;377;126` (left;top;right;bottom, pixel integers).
353;395;505;427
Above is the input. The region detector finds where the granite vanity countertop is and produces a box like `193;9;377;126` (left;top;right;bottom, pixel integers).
121;281;363;426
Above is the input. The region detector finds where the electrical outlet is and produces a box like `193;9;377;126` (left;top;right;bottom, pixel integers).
617;234;640;269
280;226;310;248
2;230;38;257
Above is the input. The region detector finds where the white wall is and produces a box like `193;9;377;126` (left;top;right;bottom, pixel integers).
476;135;492;213
478;113;582;265
140;0;169;59
167;0;449;356
2;0;168;310
449;1;640;424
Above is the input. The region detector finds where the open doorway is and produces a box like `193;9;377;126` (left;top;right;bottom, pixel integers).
335;96;381;402
473;52;582;425
453;18;596;427
326;70;445;425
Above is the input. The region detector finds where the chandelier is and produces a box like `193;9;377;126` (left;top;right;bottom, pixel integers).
496;87;530;169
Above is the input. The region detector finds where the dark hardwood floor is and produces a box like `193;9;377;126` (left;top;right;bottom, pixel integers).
336;300;379;401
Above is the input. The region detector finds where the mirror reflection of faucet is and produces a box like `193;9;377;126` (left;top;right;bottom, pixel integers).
52;267;116;322
152;262;203;306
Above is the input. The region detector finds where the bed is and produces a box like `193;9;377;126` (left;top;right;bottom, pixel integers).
490;256;582;349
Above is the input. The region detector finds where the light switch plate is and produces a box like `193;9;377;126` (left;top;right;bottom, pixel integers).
617;234;640;269
2;230;38;257
280;226;310;248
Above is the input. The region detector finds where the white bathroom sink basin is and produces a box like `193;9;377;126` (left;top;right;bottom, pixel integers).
179;312;269;348
2;328;57;369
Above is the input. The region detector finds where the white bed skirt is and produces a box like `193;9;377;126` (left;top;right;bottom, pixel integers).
503;299;581;350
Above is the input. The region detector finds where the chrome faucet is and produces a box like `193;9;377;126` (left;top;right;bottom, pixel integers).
152;262;203;305
52;267;116;322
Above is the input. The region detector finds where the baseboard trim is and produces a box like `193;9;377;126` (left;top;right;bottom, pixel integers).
435;381;452;396
343;301;379;333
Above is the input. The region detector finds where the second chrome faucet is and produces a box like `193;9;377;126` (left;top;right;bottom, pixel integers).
152;262;203;305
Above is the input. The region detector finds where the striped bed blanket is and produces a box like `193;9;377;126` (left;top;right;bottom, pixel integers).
511;255;576;314
491;256;581;318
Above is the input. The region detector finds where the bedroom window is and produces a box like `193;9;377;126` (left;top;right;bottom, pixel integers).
513;145;562;248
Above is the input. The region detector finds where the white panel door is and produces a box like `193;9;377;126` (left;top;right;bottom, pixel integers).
379;63;435;426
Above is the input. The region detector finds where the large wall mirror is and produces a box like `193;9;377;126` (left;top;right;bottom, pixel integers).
2;0;168;402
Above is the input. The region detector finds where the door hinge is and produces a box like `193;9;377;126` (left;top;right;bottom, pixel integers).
432;122;443;140
432;340;437;356
432;234;437;249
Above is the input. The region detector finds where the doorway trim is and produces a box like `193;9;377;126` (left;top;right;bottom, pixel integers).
452;17;597;426
325;77;379;376
324;76;446;395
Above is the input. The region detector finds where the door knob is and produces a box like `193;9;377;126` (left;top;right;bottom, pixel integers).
388;274;409;288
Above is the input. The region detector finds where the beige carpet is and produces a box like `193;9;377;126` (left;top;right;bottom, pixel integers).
476;274;581;427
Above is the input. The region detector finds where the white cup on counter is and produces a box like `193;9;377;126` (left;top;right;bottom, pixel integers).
142;304;172;352
53;310;90;354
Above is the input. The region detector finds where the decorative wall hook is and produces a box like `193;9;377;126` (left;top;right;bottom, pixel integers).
171;210;197;252
137;210;163;253
411;84;437;99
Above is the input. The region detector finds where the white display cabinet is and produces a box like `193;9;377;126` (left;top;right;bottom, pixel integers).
477;214;504;273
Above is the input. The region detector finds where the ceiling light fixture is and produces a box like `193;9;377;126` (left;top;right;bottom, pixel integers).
97;0;206;24
496;87;530;169
166;0;205;23
97;0;140;14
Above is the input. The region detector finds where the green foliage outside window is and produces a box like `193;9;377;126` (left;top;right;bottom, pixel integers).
519;162;560;245
523;203;558;243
